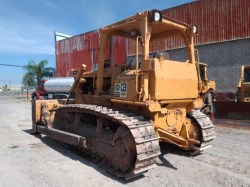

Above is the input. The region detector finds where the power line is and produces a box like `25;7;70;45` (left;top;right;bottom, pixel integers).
0;63;25;68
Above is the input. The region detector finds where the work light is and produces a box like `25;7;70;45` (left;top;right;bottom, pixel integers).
154;12;161;22
149;10;162;22
193;25;198;34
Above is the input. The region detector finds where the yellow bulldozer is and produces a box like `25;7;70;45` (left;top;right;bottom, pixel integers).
32;10;215;179
237;65;250;102
198;62;216;115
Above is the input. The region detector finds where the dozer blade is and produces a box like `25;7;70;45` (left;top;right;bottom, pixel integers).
36;125;86;148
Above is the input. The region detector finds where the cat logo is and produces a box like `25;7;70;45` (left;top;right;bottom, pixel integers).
120;83;127;98
114;82;127;98
115;84;120;92
114;83;121;97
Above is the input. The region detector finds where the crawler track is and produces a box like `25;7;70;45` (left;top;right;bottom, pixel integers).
189;110;215;151
53;104;161;180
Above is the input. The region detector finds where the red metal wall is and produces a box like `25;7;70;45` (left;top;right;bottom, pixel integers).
56;0;250;77
165;0;250;44
56;30;99;77
56;31;126;77
127;0;250;55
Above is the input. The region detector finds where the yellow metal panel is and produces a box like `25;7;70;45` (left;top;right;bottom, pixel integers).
150;59;198;100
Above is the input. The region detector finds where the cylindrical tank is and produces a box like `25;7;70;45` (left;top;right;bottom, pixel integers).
44;77;74;93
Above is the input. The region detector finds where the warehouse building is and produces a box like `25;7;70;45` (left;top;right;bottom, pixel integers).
55;0;250;92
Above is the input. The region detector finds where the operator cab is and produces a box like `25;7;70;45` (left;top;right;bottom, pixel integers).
244;67;250;82
99;10;200;101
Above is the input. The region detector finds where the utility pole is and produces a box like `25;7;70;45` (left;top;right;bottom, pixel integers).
26;86;29;101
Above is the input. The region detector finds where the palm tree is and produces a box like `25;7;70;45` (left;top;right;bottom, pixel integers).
22;72;36;87
23;60;55;88
22;72;36;100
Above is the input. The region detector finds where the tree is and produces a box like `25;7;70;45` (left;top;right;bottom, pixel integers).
44;67;56;78
23;60;55;88
22;72;36;88
22;72;36;100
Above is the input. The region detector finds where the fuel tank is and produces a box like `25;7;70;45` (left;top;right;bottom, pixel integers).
44;77;74;93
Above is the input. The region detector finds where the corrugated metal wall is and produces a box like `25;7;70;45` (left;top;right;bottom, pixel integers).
127;0;250;55
56;0;250;77
166;0;250;43
56;30;99;77
56;31;126;77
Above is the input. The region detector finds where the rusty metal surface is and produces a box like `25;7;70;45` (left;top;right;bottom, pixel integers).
36;125;86;148
127;0;250;55
56;31;127;77
164;0;250;43
51;104;161;179
214;92;235;101
188;110;215;151
56;30;99;77
214;101;250;119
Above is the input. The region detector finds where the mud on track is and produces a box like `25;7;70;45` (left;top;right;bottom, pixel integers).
0;96;249;187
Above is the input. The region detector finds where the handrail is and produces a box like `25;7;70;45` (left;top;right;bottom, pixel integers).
136;36;143;95
194;49;202;92
66;64;86;104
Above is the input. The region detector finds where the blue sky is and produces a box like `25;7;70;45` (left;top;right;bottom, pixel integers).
0;0;193;85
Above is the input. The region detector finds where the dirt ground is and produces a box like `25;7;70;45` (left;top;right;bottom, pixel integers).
0;96;250;187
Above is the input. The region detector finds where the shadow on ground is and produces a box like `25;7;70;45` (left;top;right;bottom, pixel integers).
161;141;205;156
159;142;193;157
23;129;192;183
23;129;145;183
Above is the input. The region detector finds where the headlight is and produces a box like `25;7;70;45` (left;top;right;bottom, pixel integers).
154;12;161;22
193;25;198;34
149;10;162;22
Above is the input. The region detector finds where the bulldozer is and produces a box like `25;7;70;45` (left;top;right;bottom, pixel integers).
32;10;215;179
237;65;250;102
198;62;216;115
199;62;216;98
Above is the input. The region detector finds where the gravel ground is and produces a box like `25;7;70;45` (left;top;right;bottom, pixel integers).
0;96;250;187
